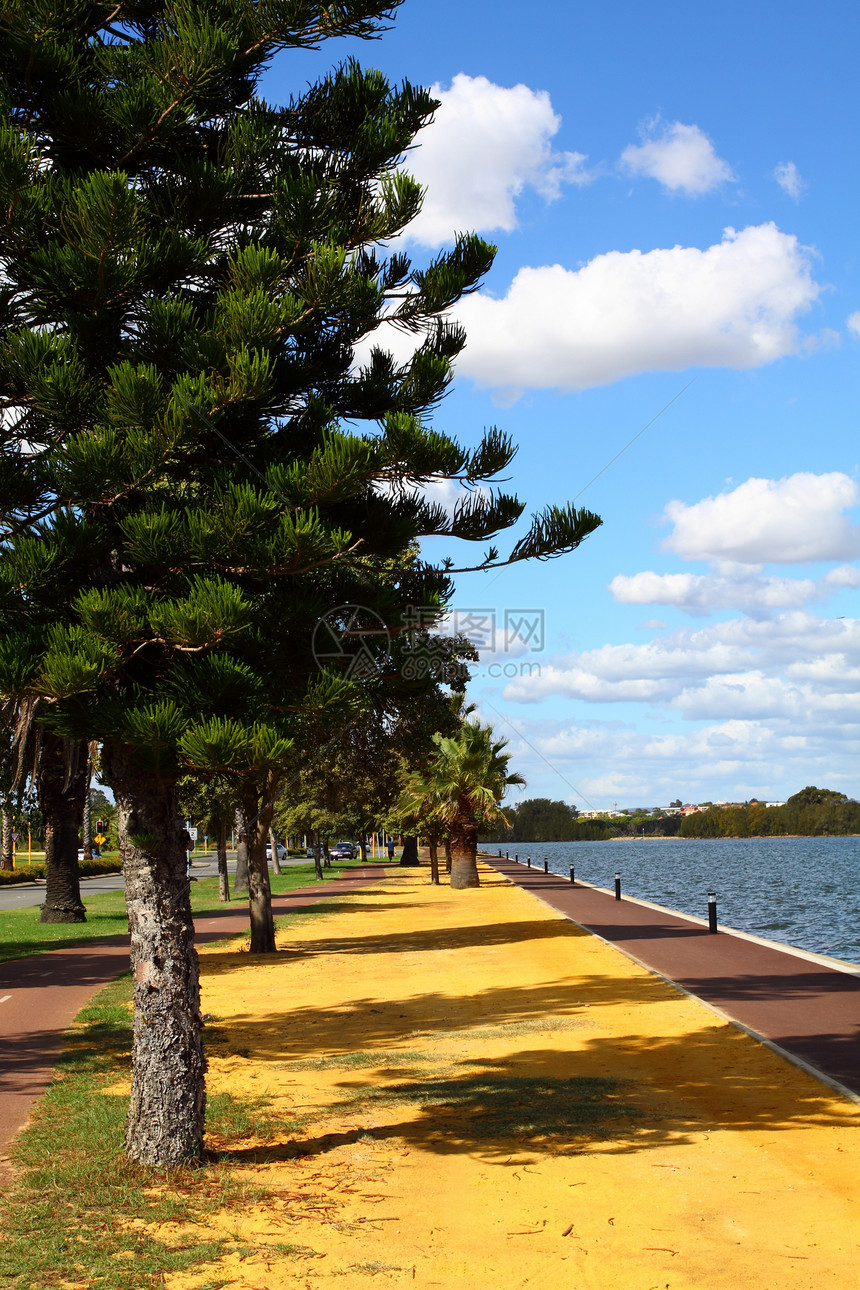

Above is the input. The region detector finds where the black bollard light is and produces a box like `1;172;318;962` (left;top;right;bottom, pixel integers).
708;891;718;934
614;871;621;900
506;851;509;860
569;865;575;884
544;860;549;873
515;853;518;863
527;855;531;867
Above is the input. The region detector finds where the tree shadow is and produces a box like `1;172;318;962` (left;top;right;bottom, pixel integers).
216;1021;858;1168
203;965;858;1170
203;914;581;966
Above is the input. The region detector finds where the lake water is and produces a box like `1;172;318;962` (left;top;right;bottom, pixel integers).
487;836;860;965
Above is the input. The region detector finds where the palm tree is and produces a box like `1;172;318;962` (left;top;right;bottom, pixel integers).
425;721;524;889
396;769;447;885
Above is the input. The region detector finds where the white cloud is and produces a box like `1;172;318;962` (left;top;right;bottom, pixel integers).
453;224;822;392
847;312;860;338
498;711;860;806
402;74;590;248
620;120;734;195
662;472;860;565
610;568;822;616
825;564;860;589
774;161;805;201
502;613;860;710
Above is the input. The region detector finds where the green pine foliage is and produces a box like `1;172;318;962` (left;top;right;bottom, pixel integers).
0;1;601;779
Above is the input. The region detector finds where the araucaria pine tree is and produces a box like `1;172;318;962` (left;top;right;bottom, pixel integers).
0;0;601;1167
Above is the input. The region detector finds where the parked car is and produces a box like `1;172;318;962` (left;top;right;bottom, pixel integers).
266;841;287;861
329;841;356;860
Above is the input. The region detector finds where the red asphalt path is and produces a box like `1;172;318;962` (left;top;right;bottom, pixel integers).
488;855;860;1101
0;866;388;1171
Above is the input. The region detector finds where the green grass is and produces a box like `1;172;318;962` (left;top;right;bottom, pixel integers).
0;858;373;962
0;975;323;1290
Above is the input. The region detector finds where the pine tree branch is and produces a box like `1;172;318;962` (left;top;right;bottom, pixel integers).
1;501;64;541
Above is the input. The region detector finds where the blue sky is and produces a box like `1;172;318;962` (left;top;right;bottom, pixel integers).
265;2;860;809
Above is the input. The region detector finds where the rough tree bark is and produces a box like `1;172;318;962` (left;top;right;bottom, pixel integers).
244;773;277;953
449;798;480;888
216;818;230;902
428;835;440;885
400;835;419;866
444;837;452;874
104;743;206;1166
38;732;87;923
268;826;282;875
233;807;249;894
81;755;93;862
313;830;323;881
1;806;13;870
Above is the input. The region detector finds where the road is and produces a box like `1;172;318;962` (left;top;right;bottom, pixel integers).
0;852;315;912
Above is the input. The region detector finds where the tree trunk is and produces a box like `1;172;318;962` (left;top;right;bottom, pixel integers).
81;759;93;862
444;836;452;874
449;799;480;888
245;773;277;954
216;819;229;902
268;826;282;875
1;806;13;870
313;830;323;881
38;733;87;923
233;807;249;894
428;837;440;886
359;834;368;862
104;742;206;1167
400;835;419;866
322;835;331;867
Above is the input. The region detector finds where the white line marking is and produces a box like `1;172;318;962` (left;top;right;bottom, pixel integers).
0;995;11;1004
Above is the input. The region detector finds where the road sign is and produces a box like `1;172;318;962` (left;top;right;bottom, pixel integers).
94;833;107;846
188;827;198;841
11;832;19;843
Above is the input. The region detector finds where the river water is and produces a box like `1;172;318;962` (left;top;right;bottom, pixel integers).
488;836;860;966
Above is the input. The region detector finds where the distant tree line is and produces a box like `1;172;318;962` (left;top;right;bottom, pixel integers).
679;787;860;838
481;787;860;843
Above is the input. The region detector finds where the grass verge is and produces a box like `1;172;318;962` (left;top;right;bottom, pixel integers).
0;974;321;1290
0;859;373;962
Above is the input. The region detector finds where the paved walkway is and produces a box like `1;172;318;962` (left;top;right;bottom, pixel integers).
0;866;387;1172
487;855;860;1099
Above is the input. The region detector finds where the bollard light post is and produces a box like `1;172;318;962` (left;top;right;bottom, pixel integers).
708;892;718;934
614;872;621;901
569;865;575;884
515;853;518;863
544;860;549;874
527;856;531;867
506;851;509;860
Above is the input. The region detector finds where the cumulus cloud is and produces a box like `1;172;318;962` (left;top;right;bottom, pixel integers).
502;613;860;719
609;568;822;616
453;224;821;392
402;74;590;248
620;120;734;195
774;161;805;201
847;312;860;338
662;472;860;565
497;710;860;805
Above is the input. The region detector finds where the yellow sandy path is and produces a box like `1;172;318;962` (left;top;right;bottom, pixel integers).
164;865;858;1289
